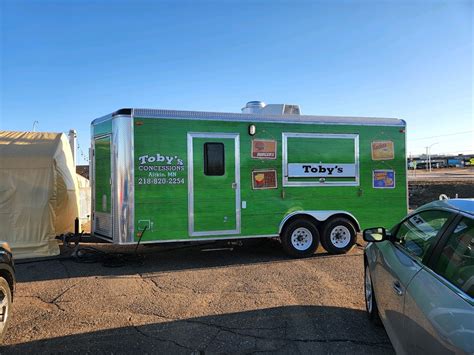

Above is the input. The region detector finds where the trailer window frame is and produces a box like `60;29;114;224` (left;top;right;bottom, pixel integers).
282;132;360;187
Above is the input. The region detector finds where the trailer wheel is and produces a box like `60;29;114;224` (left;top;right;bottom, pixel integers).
321;217;357;254
281;219;319;258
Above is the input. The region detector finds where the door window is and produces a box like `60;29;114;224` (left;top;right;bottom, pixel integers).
434;217;474;297
204;143;225;176
395;210;452;261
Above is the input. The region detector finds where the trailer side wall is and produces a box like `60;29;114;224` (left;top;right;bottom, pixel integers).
132;117;407;242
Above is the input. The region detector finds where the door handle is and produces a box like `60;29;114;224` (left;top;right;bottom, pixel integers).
232;182;237;189
392;280;404;296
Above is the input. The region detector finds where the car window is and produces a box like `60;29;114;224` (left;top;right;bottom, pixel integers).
434;217;474;298
395;210;452;261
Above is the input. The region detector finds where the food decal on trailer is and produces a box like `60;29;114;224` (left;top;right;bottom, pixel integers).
90;101;407;257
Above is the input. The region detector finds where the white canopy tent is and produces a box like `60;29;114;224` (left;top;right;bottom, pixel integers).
0;131;80;259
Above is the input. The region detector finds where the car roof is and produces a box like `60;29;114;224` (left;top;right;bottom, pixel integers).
416;198;474;216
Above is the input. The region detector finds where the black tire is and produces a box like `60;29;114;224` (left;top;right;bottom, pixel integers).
321;217;357;254
280;219;319;258
0;276;12;342
364;264;381;325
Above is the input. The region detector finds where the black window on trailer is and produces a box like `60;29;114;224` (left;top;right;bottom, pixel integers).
204;142;225;176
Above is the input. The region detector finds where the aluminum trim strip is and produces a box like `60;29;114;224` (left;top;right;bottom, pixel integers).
187;133;194;236
235;136;242;234
115;234;280;245
90;126;95;235
282;132;360;187
112;115;134;244
133;108;405;127
187;132;241;237
191;229;242;237
129;113;135;242
91;113;113;126
91;233;115;242
278;210;362;233
91;134;113;238
94;211;112;238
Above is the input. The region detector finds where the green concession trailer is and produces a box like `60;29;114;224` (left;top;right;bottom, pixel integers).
91;102;407;257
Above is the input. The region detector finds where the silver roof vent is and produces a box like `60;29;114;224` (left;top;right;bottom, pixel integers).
242;101;266;114
241;101;300;115
283;104;301;115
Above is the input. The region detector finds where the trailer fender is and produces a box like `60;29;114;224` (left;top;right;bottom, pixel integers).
278;211;361;234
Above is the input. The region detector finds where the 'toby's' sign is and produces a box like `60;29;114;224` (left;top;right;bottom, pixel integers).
288;163;356;177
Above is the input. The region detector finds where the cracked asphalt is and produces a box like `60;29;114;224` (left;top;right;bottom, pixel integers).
1;239;393;354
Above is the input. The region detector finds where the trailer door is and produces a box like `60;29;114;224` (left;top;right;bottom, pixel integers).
188;133;241;237
93;135;113;239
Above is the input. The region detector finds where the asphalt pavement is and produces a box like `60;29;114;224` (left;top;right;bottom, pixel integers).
1;239;393;354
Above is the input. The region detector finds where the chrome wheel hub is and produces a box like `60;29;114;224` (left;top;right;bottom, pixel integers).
291;227;313;251
329;225;351;248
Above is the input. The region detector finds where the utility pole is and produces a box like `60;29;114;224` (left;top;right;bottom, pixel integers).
425;146;429;171
426;142;439;172
68;129;77;165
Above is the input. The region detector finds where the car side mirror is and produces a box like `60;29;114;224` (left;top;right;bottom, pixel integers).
363;227;388;242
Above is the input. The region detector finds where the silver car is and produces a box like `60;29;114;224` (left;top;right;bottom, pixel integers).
363;198;474;354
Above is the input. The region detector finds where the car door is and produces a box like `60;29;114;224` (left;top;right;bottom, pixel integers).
403;215;474;354
373;209;455;353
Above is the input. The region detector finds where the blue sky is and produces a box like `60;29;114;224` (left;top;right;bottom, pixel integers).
1;0;472;165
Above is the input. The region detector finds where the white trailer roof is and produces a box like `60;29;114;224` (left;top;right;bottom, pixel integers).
93;108;405;127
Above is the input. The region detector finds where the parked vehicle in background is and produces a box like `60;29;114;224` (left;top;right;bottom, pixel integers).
0;242;14;342
363;199;474;354
447;158;464;168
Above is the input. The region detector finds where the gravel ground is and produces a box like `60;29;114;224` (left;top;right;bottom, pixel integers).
407;168;474;209
407;167;474;182
1;239;392;354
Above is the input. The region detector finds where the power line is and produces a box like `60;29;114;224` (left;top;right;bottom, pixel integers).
436;150;474;155
409;149;474;156
77;140;89;163
411;130;474;141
